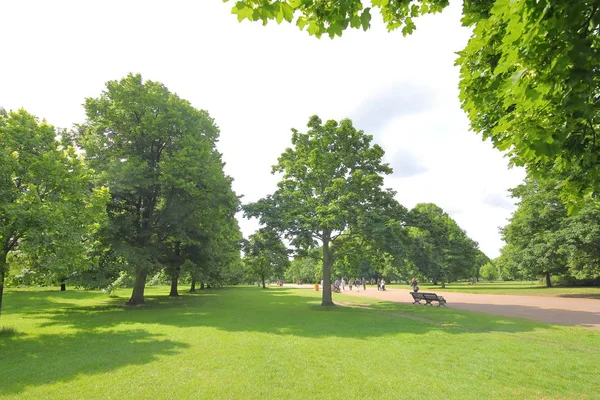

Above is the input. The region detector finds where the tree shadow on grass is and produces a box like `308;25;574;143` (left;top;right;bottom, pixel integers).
0;329;188;396
29;287;569;339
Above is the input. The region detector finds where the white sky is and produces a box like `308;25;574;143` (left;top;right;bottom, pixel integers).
0;0;525;258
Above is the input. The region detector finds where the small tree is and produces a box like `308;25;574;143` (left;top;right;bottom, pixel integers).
479;262;499;281
243;228;289;288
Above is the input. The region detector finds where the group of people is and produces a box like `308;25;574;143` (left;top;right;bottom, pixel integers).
333;277;367;292
327;277;420;293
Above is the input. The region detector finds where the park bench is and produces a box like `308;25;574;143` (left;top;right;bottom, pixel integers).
410;292;447;307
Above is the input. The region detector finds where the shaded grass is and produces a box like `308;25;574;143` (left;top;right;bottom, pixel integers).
387;281;600;298
1;286;599;399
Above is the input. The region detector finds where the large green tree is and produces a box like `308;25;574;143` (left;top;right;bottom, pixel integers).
244;116;398;305
0;109;108;316
77;73;226;305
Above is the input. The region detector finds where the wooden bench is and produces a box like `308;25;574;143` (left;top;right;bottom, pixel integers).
410;292;447;307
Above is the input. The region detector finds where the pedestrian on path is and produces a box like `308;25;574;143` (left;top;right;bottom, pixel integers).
341;277;346;291
355;278;360;292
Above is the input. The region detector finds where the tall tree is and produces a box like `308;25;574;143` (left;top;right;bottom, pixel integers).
77;73;223;305
0;109;108;316
244;116;398;305
243;228;290;288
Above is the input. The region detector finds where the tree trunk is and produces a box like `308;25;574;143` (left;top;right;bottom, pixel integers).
169;267;179;297
60;282;66;291
190;278;196;293
127;268;148;305
545;272;552;288
200;281;205;290
261;273;266;289
0;251;6;317
321;234;334;306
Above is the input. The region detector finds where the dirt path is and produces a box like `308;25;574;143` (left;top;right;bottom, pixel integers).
287;284;600;330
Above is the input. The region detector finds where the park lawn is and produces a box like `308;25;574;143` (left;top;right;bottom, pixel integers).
1;286;599;400
387;280;600;297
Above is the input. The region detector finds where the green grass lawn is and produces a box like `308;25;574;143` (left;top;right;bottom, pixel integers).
1;286;599;399
387;280;600;298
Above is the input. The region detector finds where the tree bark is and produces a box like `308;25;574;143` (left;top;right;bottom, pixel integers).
321;233;334;306
545;272;552;287
0;250;6;317
60;282;66;291
200;281;205;290
190;278;196;293
261;273;266;289
169;267;179;297
127;267;148;305
169;242;181;296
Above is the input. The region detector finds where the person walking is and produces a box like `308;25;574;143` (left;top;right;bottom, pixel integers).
355;278;360;292
341;277;346;291
377;278;381;291
381;278;386;291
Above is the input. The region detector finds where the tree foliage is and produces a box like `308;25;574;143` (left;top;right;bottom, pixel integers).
225;0;449;38
0;109;108;315
458;0;600;206
406;203;480;285
500;175;600;285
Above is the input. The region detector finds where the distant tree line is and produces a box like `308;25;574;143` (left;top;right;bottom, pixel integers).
489;175;600;287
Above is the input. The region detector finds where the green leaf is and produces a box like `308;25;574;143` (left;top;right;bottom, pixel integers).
360;8;371;31
281;3;294;22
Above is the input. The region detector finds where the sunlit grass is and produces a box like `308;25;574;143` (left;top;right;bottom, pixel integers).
1;285;598;399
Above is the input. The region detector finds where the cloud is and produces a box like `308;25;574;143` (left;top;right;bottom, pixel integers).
351;82;436;135
388;148;428;178
483;193;515;210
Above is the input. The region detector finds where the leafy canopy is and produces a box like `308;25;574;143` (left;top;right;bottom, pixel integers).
224;0;449;38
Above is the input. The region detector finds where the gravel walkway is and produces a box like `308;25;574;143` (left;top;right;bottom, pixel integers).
289;284;600;330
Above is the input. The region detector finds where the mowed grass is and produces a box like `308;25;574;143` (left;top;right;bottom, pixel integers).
387;280;600;298
1;286;599;400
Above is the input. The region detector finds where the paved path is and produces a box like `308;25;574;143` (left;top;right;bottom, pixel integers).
287;284;600;330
